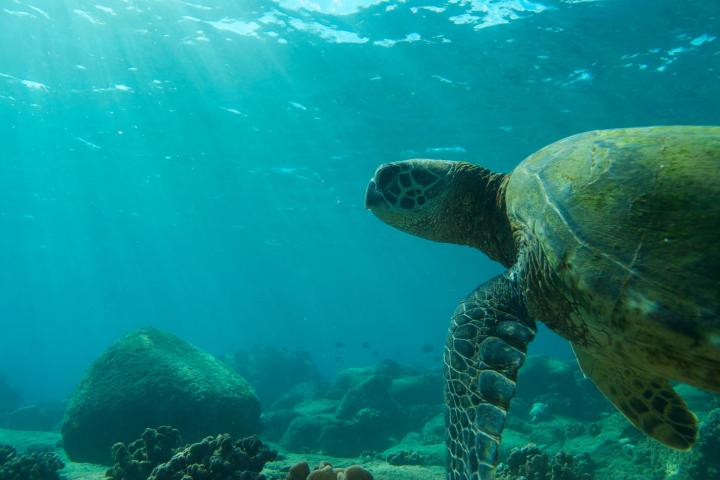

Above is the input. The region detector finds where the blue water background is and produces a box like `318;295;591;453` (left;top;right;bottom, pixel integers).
0;0;718;402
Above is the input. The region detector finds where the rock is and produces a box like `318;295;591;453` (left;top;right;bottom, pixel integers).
497;444;594;480
420;413;445;444
389;373;443;432
106;426;183;480
382;433;446;467
280;414;371;457
389;373;442;407
287;461;311;480
329;415;382;455
386;450;425;465
2;402;65;432
327;360;414;400
262;409;299;442
683;408;720;479
334;373;407;442
272;360;443;458
336;375;399;421
515;356;610;421
147;434;277;480
278;370;408;456
290;462;373;480
280;409;397;458
294;398;339;417
339;465;374;480
280;414;328;453
372;359;416;379
225;346;321;407
0;443;64;480
61;328;261;464
327;368;376;401
307;464;337;480
271;382;319;411
106;427;276;480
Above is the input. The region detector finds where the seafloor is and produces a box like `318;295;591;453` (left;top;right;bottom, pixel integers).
1;393;718;480
1;331;718;480
0;428;446;480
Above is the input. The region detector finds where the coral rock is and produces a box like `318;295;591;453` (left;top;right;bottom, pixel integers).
307;464;337;480
287;461;311;480
339;465;373;480
106;427;276;480
61;328;261;464
288;462;373;480
497;444;594;480
0;444;64;480
106;426;183;480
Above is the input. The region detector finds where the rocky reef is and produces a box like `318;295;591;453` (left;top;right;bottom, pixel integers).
148;434;276;480
496;444;594;480
270;360;442;457
106;426;184;480
257;354;612;466
264;354;718;480
0;349;716;480
62;328;261;464
0;443;64;480
285;461;373;480
106;426;277;480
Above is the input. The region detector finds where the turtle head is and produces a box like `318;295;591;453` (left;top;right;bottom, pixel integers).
365;159;516;266
365;159;456;240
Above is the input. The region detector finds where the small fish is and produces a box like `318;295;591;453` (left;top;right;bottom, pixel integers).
361;341;370;349
334;341;345;349
421;344;434;353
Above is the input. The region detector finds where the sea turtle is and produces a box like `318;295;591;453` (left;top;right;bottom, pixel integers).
364;126;720;480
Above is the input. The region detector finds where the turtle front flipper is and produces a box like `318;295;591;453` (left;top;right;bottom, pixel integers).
574;346;698;449
445;273;536;480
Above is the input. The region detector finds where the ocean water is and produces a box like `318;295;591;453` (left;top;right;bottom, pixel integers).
0;0;718;475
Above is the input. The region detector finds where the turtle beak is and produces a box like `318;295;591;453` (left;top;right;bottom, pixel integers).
365;178;384;210
365;163;399;210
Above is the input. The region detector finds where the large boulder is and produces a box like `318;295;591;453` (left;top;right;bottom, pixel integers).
61;328;261;464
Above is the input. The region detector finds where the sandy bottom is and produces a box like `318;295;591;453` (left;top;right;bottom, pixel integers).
0;428;445;480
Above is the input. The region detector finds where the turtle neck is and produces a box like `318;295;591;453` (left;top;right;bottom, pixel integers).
443;164;518;268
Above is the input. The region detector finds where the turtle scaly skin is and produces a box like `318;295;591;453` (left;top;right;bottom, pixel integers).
365;126;720;479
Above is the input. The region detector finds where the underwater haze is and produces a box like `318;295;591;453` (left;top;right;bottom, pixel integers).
0;0;719;406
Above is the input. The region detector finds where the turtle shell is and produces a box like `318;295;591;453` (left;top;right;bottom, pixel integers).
505;126;720;382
